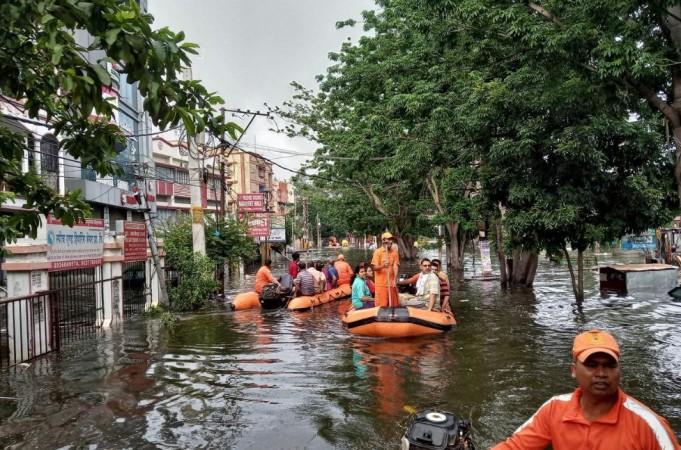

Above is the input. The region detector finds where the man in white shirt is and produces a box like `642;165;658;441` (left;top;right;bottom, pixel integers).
397;258;440;311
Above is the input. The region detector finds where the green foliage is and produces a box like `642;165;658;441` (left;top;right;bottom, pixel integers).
275;0;677;289
0;0;241;246
161;215;252;311
205;216;256;264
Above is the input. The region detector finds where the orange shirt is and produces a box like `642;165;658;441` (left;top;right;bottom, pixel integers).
254;265;275;294
492;387;680;450
371;246;400;288
334;260;354;286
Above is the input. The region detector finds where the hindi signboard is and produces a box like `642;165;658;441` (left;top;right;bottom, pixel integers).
237;193;266;213
239;212;270;237
124;221;147;262
46;216;104;271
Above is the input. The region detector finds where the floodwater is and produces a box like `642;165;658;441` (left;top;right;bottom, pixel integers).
1;248;680;449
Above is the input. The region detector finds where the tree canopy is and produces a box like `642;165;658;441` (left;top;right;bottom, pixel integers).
0;0;240;246
276;0;676;299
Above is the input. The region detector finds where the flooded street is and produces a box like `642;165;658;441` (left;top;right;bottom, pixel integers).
1;249;680;449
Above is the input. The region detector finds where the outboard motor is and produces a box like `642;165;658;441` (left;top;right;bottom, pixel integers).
279;273;293;295
259;273;294;309
401;410;475;450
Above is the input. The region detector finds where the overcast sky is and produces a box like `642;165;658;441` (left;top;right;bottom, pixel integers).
148;0;375;179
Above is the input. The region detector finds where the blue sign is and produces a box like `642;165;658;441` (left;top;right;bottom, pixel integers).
621;233;656;250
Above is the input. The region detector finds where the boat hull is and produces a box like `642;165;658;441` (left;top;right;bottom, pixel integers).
287;284;352;311
231;291;260;311
342;306;455;337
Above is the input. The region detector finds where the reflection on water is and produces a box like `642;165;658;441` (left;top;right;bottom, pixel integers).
0;249;679;448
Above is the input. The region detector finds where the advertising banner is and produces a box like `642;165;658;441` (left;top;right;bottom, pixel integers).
124;221;147;262
237;193;266;213
46;216;104;271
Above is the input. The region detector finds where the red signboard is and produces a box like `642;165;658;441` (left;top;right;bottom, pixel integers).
124;221;147;262
237;193;266;212
239;212;270;237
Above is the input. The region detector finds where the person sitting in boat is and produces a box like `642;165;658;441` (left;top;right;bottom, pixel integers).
322;258;339;291
365;264;376;296
334;253;354;286
307;260;326;293
430;259;452;314
397;258;440;311
255;259;281;295
351;265;375;310
294;261;317;296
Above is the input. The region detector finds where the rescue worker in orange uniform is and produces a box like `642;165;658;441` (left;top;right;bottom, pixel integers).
334;254;354;286
254;259;280;294
492;330;680;450
370;231;400;307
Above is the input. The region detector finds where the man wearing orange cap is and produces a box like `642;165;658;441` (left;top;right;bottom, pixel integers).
492;330;680;450
370;231;400;307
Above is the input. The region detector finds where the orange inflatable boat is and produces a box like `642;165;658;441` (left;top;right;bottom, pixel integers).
231;291;261;311
342;306;456;337
287;284;352;311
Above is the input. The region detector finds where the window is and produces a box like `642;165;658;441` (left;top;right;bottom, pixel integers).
26;134;35;172
175;169;189;185
40;134;59;190
118;72;137;109
156;166;175;182
40;134;58;173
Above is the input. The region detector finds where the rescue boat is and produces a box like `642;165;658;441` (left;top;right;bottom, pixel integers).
287;284;352;311
231;291;261;311
342;306;455;337
230;274;294;311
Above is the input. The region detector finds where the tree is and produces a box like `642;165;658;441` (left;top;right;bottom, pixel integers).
0;0;240;246
451;0;681;204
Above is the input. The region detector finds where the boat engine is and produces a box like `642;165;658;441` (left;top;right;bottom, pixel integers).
259;274;293;309
401;410;475;450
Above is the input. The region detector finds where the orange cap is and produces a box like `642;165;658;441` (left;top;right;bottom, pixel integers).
572;330;620;363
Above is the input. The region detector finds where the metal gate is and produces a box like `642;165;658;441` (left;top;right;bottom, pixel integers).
49;267;103;343
122;261;147;317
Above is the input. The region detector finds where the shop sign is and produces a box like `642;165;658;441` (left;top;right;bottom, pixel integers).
268;228;286;243
46;215;104;271
237;193;266;212
124;221;147;262
239;212;269;237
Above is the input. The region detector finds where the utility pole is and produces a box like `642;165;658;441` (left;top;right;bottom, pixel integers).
188;132;206;255
316;213;321;248
302;198;309;249
139;166;169;307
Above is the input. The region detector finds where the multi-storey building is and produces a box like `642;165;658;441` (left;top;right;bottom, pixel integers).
151;133;276;223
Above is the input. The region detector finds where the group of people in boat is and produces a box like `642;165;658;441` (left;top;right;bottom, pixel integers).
285;251;353;297
346;231;452;314
257;231;454;312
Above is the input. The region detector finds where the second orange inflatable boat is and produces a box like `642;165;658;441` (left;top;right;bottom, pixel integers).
342;306;456;337
287;284;352;311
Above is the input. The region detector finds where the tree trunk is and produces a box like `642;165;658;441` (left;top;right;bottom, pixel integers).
494;217;508;286
445;222;466;273
508;248;539;287
563;245;585;304
395;234;418;260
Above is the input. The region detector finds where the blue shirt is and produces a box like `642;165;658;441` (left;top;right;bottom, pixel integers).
351;277;371;308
